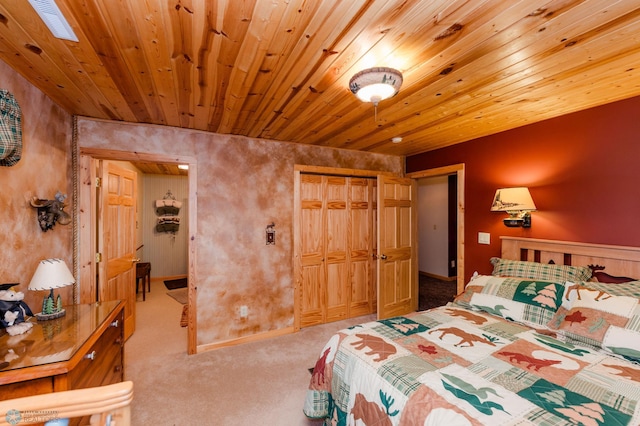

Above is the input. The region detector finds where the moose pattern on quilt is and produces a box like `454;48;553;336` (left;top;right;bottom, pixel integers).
304;306;640;425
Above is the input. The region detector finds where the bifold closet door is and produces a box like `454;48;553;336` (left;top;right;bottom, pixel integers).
349;178;376;317
325;176;349;323
299;174;326;327
299;174;375;327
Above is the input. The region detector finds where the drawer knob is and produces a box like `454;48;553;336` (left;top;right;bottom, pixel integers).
110;320;119;328
84;351;96;361
114;365;122;373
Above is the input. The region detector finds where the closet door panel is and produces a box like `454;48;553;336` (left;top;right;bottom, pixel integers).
350;178;374;315
325;177;348;322
300;174;325;327
326;263;347;322
301;265;324;327
350;261;370;316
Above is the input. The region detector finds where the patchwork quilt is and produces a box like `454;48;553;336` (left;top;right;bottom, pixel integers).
304;304;640;425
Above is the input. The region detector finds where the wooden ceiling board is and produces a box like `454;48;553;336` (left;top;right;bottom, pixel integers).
132;162;188;176
0;0;639;158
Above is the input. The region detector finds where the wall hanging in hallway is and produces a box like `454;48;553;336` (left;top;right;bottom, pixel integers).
155;190;181;233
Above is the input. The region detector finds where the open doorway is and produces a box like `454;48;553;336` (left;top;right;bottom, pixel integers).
134;168;189;331
416;174;458;310
136;169;189;299
76;149;198;354
407;164;465;305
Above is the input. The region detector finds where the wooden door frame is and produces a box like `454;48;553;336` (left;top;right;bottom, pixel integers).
406;164;465;295
76;147;199;355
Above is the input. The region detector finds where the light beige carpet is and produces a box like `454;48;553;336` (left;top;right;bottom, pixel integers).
127;279;374;425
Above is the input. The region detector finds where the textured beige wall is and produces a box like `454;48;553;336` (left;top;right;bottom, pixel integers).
0;61;73;311
77;118;404;347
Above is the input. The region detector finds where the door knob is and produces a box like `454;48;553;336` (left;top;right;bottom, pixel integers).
132;258;141;262
380;254;387;260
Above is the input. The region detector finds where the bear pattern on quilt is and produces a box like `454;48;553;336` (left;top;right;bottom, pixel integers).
304;305;640;425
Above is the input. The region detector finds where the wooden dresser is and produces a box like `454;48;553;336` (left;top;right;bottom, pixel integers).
0;300;125;400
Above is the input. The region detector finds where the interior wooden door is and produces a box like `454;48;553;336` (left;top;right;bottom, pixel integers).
349;178;376;316
325;177;349;322
98;161;137;340
377;175;417;319
299;174;326;327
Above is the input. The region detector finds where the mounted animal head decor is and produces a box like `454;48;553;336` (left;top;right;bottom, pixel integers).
30;191;71;232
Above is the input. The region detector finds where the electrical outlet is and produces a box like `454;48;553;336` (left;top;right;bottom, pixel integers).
240;305;248;318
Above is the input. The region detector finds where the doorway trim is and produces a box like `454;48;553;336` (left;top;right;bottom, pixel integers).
76;147;199;355
407;164;465;294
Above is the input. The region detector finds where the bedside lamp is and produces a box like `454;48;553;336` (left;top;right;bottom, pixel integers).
28;258;75;320
491;187;537;228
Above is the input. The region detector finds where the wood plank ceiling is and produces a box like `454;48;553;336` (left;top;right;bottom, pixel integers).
0;0;639;158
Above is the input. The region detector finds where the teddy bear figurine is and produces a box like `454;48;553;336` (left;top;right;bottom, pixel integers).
0;283;34;336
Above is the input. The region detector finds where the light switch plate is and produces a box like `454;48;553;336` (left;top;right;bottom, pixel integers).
478;232;490;245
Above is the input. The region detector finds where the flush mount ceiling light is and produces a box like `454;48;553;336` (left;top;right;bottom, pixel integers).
349;67;403;106
28;0;79;42
349;67;403;121
349;67;402;121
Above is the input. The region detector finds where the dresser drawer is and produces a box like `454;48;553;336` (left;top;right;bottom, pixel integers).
0;377;53;400
67;309;124;389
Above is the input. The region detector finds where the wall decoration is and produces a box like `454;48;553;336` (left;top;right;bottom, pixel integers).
30;191;71;232
0;89;22;167
266;222;275;245
155;190;181;233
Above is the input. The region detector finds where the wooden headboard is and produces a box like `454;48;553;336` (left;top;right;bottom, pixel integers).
501;237;640;281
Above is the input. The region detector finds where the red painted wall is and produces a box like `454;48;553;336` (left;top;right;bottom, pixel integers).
407;96;640;283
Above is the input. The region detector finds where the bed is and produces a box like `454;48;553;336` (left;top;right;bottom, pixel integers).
304;237;640;425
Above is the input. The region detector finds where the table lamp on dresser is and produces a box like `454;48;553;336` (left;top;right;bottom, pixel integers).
28;258;75;321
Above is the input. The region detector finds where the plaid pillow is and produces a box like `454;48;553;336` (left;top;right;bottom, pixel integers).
491;257;592;282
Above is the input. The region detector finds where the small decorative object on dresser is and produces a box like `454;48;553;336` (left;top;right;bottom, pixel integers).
0;283;33;336
28;258;75;320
